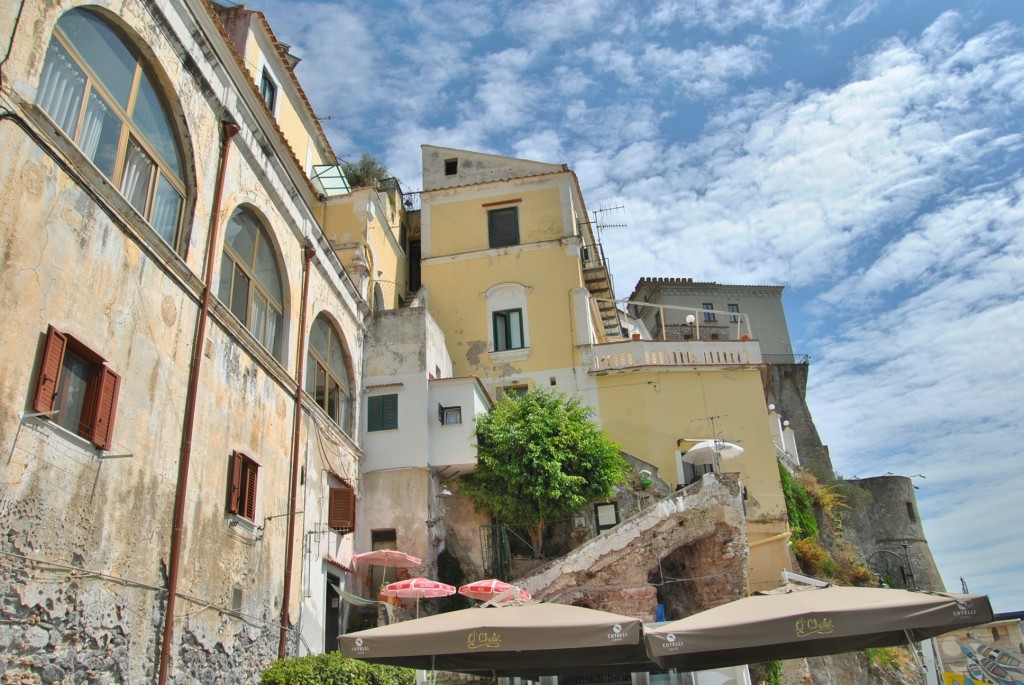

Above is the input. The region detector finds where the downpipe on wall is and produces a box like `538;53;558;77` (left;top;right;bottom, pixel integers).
157;120;239;685
280;243;315;658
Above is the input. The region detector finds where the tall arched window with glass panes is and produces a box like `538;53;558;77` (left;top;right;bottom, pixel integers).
218;208;285;361
37;8;187;252
305;315;352;434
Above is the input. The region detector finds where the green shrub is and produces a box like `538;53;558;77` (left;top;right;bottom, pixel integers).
778;461;818;540
763;660;782;685
865;646;908;669
791;537;837;578
260;652;415;685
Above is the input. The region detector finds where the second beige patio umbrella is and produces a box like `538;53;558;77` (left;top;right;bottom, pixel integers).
645;583;994;671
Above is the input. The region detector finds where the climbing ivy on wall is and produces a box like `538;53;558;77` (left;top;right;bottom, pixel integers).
778;460;818;540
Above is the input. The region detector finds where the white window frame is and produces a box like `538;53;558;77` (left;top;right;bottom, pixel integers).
257;56;281;118
484;283;531;361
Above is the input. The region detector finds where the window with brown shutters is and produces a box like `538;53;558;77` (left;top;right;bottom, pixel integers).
227;451;259;521
328;484;355;533
32;324;121;450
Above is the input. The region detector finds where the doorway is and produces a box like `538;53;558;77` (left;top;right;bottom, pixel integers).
325;572;342;652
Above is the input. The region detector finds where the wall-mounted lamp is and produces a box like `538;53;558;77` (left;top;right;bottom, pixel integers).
437;485;453;515
685;314;696;325
428;485;454;527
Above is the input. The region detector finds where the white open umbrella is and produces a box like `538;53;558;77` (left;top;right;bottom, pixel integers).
681;440;743;468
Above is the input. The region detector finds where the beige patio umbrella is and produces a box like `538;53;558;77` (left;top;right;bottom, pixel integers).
645;583;994;671
339;601;656;676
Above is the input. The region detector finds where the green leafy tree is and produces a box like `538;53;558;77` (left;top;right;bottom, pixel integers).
342;152;389;188
460;389;628;557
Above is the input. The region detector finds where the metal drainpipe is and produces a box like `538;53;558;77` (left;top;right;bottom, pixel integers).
279;243;315;658
157;121;239;685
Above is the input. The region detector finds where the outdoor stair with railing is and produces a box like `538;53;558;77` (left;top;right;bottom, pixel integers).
516;473;748;607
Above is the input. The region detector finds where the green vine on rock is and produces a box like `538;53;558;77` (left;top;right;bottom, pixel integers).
778;460;818;540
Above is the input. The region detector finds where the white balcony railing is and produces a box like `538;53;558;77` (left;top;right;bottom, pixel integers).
585;338;763;372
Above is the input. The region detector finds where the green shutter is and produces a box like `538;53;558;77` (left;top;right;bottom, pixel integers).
368;394;398;431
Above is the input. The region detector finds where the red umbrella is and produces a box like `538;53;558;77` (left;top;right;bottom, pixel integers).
458;578;532;603
381;577;456;618
352;549;422;567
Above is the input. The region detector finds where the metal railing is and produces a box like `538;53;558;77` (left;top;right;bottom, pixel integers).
595;298;754;341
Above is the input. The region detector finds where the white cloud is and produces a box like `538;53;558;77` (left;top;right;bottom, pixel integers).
640;41;769;97
650;0;831;33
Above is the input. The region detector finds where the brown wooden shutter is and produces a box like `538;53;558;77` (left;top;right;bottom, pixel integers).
228;451;243;515
88;366;121;449
328;485;355;531
33;325;67;415
241;460;258;520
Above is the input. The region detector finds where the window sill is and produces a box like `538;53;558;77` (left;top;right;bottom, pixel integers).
490;347;530;362
227;514;262;539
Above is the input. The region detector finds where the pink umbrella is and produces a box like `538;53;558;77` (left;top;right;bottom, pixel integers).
352;549;422;567
381;577;456;618
458;578;532;603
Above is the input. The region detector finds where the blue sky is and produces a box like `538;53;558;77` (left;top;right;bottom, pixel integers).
253;0;1024;612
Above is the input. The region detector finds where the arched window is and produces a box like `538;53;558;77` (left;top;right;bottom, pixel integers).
306;315;352;433
218;208;284;360
36;9;187;251
484;282;532;359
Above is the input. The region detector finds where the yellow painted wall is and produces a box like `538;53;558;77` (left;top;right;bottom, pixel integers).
595;369;787;511
422;247;581;379
596;367;790;589
322;189;408;308
428;187;567;257
423;182;583;379
241;26;325;171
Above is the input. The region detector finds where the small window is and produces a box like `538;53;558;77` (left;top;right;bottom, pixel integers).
488;207;519;248
728;304;740;323
227;451;259;521
260;68;277;114
500;384;529;399
703;303;716;322
367;394;398;431
438;404;462;425
906;502;916;522
328;483;356;533
595;502;619;533
33;325;121;449
493;308;524;351
444;158;458;175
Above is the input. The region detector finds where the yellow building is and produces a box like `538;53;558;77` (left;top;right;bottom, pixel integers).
418;146;791;592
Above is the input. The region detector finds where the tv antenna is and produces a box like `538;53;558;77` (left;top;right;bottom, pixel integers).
679;414;729;444
591;204;626;241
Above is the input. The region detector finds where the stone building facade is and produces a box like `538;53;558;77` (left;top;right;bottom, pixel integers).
0;0;365;681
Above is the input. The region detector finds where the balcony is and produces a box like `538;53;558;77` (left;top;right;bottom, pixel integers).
584;338;763;373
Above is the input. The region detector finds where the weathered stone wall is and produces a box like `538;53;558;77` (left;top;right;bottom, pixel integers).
769;362;834;476
842;477;944;591
0;0;365;681
519;475;748;621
